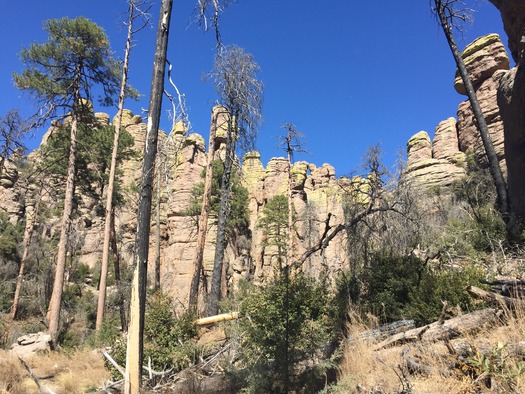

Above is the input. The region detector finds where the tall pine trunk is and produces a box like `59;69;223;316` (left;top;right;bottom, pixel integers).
125;1;172;392
47;101;79;344
189;107;220;310
96;0;135;332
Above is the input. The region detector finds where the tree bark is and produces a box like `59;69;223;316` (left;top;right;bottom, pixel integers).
47;102;79;345
154;166;161;290
96;0;135;332
208;113;235;317
125;1;173;392
435;0;510;223
11;191;41;320
110;208;127;331
189;107;219;310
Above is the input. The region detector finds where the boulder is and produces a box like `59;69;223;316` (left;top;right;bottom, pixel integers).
10;332;52;358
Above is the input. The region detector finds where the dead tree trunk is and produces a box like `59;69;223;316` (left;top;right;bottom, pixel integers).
189;106;220;310
96;0;146;332
125;1;173;392
11;190;41;320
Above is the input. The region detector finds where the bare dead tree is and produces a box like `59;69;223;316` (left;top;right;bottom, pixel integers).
195;0;236;47
125;0;173;392
207;45;263;316
292;146;411;272
188;106;227;310
432;0;511;227
96;0;152;333
0;110;27;178
278;123;307;267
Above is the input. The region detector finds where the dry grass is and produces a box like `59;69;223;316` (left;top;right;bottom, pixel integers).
333;306;525;393
0;348;111;394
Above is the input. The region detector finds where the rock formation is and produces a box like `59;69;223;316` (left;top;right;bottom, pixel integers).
2;27;523;311
404;126;465;188
405;33;511;190
454;34;509;174
489;0;525;221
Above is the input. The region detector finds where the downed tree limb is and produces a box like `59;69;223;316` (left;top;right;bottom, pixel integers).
467;286;525;310
348;320;415;342
195;312;241;327
452;341;525;360
374;308;501;350
18;357;56;394
102;350;125;378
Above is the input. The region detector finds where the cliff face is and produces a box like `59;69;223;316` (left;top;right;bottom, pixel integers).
1;29;522;305
489;0;525;221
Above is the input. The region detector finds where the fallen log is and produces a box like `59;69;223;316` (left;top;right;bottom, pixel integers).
348;320;415;342
452;341;525;360
479;279;525;297
195;312;241;327
374;308;501;350
467;286;525;310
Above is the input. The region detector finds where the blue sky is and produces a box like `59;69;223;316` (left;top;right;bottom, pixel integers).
1;0;510;177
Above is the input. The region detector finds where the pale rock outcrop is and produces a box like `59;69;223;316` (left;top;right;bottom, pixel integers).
10;332;52;358
0;157;23;224
432;117;465;164
405;128;466;188
453;33;510;95
407;131;432;166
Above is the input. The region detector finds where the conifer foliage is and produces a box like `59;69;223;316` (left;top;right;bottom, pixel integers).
14;17;121;343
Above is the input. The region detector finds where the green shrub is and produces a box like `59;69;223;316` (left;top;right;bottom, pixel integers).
408;265;487;325
106;291;198;379
235;274;337;393
360;252;487;325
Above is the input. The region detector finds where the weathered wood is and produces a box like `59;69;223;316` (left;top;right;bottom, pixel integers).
374;308;501;350
195;312;241;327
348;320;415;342
18;357;56;394
467;285;525;309
103;350;125;378
406;357;433;376
452;341;525;360
479;278;525;297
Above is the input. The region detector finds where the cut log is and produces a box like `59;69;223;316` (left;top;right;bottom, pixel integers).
374;308;501;350
195;312;241;327
467;286;525;309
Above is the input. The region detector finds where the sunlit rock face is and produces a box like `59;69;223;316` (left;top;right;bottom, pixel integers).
405;33;513;190
453;33;510;95
404;129;465;188
452;34;510;175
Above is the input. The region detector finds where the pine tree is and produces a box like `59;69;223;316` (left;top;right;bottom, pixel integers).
14;17;121;344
